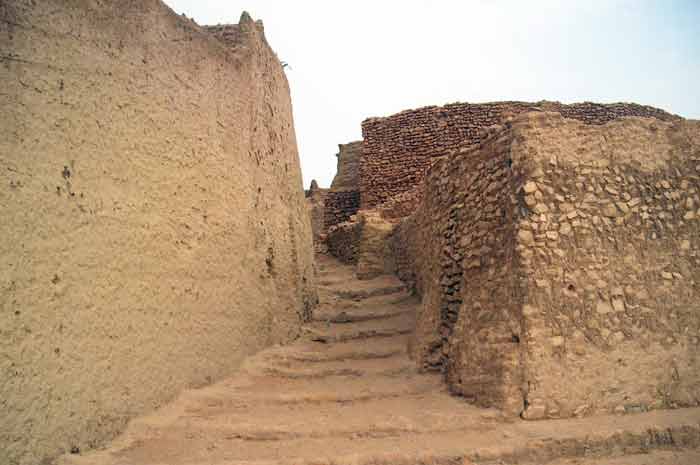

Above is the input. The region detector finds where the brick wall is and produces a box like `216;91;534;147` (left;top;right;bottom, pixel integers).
324;141;362;229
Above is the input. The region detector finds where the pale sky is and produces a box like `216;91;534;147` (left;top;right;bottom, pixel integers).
163;0;700;188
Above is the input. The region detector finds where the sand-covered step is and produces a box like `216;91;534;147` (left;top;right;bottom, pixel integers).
315;289;416;313
256;336;408;363
325;274;407;300
529;449;700;465
304;313;415;343
175;371;444;410
313;299;417;324
60;407;700;465
242;353;416;379
161;392;500;439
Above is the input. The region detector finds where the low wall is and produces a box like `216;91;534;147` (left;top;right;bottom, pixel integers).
326;221;361;264
324;190;360;229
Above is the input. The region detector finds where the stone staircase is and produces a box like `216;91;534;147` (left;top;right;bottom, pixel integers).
60;255;700;465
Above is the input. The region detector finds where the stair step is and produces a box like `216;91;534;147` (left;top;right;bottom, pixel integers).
333;283;407;300
527;449;700;465
61;408;700;465
313;304;416;324
317;289;416;313
145;392;499;441
324;274;407;300
304;313;414;343
258;336;408;363
182;371;444;407
244;353;416;379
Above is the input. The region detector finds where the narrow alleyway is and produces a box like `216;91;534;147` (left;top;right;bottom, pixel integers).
61;256;700;465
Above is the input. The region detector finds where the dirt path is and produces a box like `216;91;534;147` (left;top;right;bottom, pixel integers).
59;255;700;465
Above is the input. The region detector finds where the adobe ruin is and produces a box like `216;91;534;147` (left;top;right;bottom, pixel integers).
3;1;700;464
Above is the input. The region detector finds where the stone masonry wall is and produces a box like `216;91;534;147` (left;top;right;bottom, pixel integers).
324;141;362;229
362;101;680;212
390;125;525;414
512;113;700;420
326;221;361;264
391;111;700;419
0;3;316;464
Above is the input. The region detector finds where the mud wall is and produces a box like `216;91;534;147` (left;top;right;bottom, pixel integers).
0;2;316;464
324;141;362;229
361;101;680;212
391;112;700;419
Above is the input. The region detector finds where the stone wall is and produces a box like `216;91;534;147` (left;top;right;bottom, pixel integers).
512;113;700;420
361;101;680;212
0;2;316;464
391;112;700;419
390;125;525;414
326;221;361;264
324;141;362;229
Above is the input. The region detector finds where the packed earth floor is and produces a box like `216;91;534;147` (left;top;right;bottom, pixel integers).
60;256;700;465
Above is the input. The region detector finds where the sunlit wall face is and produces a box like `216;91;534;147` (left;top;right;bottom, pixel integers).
163;0;700;188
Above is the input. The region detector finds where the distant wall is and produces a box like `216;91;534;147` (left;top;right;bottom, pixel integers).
305;180;327;248
361;101;680;212
0;2;315;464
326;222;361;264
391;112;700;419
324;141;362;229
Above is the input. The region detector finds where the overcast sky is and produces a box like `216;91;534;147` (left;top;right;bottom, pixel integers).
163;0;700;188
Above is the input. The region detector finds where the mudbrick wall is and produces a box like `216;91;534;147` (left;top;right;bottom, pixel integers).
391;111;700;419
362;101;680;212
324;141;362;229
0;2;316;465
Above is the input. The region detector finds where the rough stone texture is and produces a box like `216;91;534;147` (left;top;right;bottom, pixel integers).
391;127;524;415
326;221;361;264
0;2;316;464
361;101;680;213
391;112;700;419
324;141;362;229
